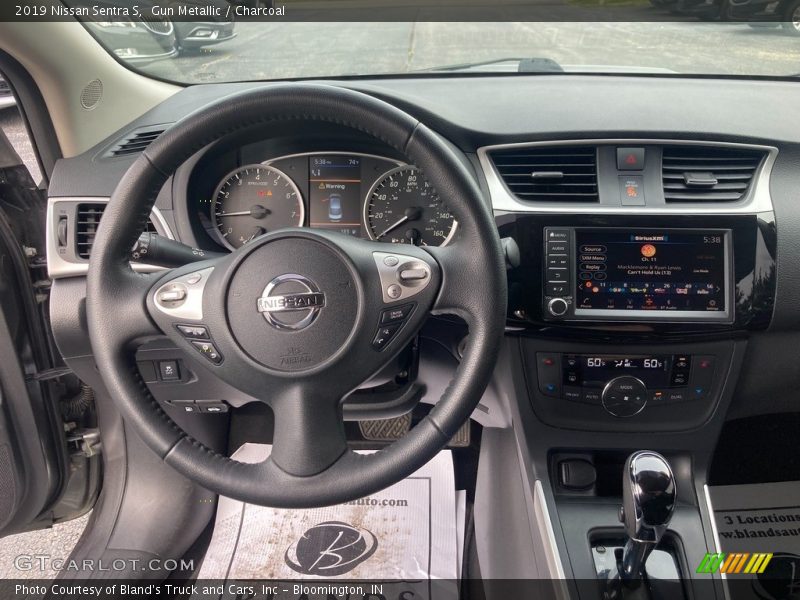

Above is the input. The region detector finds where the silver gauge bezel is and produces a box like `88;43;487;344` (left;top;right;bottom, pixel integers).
363;165;458;247
211;163;305;251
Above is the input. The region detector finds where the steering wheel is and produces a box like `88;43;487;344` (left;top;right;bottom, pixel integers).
86;84;506;508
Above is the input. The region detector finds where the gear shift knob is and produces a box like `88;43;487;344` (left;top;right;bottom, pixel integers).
619;451;676;580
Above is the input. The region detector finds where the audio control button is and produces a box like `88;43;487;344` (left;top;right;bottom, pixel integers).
547;298;569;317
602;376;647;417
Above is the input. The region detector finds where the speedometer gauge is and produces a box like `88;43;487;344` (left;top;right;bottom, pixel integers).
365;166;456;246
212;165;304;250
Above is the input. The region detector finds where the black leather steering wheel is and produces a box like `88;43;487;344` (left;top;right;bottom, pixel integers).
86;84;506;508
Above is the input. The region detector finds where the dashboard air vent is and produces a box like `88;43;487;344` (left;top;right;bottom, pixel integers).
76;203;158;259
490;145;599;202
662;145;765;203
105;126;167;158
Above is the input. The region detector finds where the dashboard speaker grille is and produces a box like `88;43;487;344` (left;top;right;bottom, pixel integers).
662;145;766;202
80;79;103;110
75;203;158;259
490;145;599;202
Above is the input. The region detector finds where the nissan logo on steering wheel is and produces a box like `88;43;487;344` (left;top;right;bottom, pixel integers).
257;274;325;331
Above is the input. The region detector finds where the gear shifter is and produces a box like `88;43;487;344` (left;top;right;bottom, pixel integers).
618;451;676;582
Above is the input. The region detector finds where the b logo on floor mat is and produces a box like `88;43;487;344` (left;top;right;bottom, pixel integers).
285;521;378;576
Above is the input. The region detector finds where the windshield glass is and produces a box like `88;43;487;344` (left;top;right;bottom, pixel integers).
77;11;800;82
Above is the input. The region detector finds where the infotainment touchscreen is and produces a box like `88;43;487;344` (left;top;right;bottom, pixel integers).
573;229;731;319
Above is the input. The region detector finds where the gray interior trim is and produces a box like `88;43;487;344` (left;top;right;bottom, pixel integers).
534;479;568;582
477;138;777;214
46;196;174;279
704;484;732;600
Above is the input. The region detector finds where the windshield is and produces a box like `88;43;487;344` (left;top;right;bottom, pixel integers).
78;12;800;82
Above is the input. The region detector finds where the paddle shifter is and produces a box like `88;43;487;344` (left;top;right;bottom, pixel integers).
617;451;677;582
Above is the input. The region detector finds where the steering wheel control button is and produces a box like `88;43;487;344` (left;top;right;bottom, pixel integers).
156;284;187;306
373;251;434;303
176;324;210;340
191;341;223;365
399;267;429;281
197;401;229;414
171;400;200;413
380;303;415;324
372;323;401;350
602;376;648;418
158;360;180;381
154;266;214;321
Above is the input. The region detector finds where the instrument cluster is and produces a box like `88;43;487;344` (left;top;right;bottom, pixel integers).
203;152;457;250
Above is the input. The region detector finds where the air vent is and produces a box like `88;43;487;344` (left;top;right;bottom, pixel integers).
490;145;599;202
105;126;167;158
662;145;765;203
75;203;158;259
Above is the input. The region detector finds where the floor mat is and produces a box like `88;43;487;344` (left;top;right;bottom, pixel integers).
196;445;463;600
709;481;800;600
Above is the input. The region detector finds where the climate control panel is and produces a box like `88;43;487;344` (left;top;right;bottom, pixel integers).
535;353;716;418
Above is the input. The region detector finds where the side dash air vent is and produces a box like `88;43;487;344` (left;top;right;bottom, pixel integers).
490;146;599;202
662;145;766;203
75;203;158;259
104;125;168;158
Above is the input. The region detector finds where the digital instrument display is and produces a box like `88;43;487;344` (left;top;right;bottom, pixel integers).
308;155;363;237
573;229;730;318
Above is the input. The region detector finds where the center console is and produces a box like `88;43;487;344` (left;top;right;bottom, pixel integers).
495;210;776;596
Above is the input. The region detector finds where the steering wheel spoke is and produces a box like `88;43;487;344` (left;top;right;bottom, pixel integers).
267;382;349;477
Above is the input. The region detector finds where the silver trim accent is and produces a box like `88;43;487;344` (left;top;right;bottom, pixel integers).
704;484;733;598
154;266;214;321
372;251;433;304
534;480;568;580
46;197;175;280
601;376;648;417
477;138;777;214
256;273;325;331
363;164;458;247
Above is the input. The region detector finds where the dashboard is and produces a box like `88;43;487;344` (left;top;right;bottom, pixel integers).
42;74;800;433
190;148;457;251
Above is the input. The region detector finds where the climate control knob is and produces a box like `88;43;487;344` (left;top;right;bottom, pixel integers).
547;297;569;317
602;376;648;417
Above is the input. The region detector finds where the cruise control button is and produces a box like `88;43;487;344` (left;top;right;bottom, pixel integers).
386;284;402;300
177;324;210;340
191;341;223;364
383;255;399;267
380;304;414;324
372;323;401;350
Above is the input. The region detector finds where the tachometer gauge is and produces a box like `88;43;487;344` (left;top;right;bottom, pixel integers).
212;165;304;250
365;166;456;246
